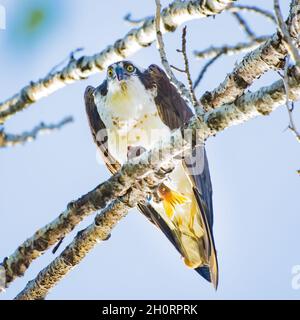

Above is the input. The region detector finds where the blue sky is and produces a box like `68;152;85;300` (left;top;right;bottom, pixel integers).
1;0;300;299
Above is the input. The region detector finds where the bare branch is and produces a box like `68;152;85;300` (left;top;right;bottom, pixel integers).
170;65;186;73
194;36;269;60
123;13;149;26
273;0;300;142
1;153;175;289
283;56;300;141
0;117;73;148
274;0;300;65
228;4;276;24
49;48;84;75
15;190;143;300
193;52;224;91
0;0;234;124
154;0;194;105
232;12;256;40
200;0;300;110
179;26;201;110
200;36;286;109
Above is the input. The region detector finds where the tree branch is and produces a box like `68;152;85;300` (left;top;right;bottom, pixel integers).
154;0;194;106
9;63;300;299
0;0;234;124
179;26;201;109
0;116;73;148
123;13;149;26
200;1;300;110
232;12;256;40
274;0;300;65
193;52;224;91
1;154;175;288
228;4;276;24
283;57;300;141
194;36;269;60
15;189;143;300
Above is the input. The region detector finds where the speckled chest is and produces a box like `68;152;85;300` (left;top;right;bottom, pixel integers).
95;76;170;163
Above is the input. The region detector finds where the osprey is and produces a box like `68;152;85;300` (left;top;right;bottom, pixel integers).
85;61;218;288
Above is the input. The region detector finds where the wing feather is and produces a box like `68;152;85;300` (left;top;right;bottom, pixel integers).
140;65;218;287
84;85;121;175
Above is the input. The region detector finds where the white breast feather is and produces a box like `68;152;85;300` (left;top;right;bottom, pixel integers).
94;76;170;164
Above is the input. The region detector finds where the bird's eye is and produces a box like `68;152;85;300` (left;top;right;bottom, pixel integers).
126;64;134;73
107;68;114;77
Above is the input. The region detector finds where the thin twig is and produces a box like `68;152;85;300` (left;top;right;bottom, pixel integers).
123;13;149;26
154;0;193;105
180;26;200;109
170;65;186;73
0;116;73;148
283;56;300;141
49;48;84;75
194;36;269;60
193;52;224;91
228;4;276;24
232;12;256;40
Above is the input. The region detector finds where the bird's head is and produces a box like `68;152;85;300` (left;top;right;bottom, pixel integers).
106;61;141;90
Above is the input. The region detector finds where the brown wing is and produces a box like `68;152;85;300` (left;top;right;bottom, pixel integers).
140;64;193;129
84;85;121;175
140;64;218;288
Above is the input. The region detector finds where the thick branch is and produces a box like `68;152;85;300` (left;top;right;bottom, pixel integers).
1;152;176;288
0;0;234;124
11;64;300;299
0;117;73;148
15;190;143;300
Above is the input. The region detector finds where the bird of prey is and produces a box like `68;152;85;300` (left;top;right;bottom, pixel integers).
84;61;219;288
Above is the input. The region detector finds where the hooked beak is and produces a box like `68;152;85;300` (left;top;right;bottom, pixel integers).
115;67;124;81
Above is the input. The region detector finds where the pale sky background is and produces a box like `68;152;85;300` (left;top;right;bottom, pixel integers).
0;0;300;300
